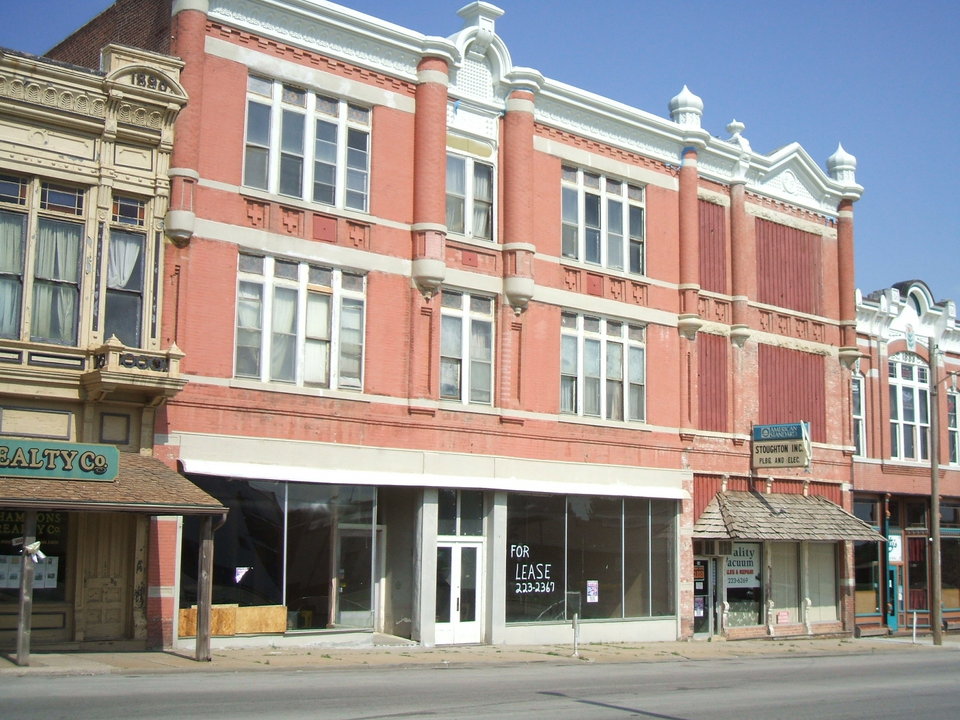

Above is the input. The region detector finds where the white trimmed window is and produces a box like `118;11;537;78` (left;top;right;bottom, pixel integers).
0;174;86;346
888;351;929;461
852;374;866;457
949;391;959;465
235;254;365;389
104;196;147;347
560;312;645;421
446;154;494;241
561;166;644;273
440;290;494;404
244;76;370;212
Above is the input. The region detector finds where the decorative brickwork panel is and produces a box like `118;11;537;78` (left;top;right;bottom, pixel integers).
245;200;267;229
281;207;303;236
698;332;728;433
347;221;369;249
758;344;826;443
586;273;603;296
699;200;727;294
756;218;822;315
313;213;336;242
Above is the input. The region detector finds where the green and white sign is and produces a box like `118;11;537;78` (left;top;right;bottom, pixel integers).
0;439;119;481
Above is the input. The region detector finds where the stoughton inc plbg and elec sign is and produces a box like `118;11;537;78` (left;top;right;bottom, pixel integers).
751;422;811;469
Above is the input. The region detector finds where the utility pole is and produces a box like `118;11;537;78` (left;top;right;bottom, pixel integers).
929;332;944;646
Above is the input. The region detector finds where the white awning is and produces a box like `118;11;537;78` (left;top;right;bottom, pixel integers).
176;433;689;500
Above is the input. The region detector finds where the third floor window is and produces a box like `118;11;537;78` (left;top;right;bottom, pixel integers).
244;76;370;212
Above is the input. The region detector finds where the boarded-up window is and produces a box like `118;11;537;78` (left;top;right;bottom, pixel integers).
698;332;728;432
756;219;821;315
758;344;826;442
699;200;726;294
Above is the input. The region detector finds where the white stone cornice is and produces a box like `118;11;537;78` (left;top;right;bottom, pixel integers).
208;0;457;81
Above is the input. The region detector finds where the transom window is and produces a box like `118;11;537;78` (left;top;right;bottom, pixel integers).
888;352;929;461
560;312;645;421
244;76;370;212
446;154;494;241
440;290;494;404
852;374;866;457
0;174;86;345
561;166;644;273
235;254;365;389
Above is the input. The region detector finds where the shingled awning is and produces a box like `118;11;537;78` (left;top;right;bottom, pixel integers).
693;490;884;542
0;453;224;515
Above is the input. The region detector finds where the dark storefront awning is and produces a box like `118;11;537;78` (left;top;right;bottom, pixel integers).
0;453;224;516
693;490;884;542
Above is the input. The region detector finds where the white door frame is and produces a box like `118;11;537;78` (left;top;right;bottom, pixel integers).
434;539;483;645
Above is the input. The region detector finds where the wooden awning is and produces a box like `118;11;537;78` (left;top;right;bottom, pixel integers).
693;490;884;542
0;453;224;515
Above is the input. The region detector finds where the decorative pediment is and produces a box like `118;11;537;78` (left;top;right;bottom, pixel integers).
753;143;839;214
105;65;187;102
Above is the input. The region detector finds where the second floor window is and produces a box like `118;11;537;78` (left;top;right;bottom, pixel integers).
561;166;644;274
949;391;959;464
1;175;85;346
852;375;866;457
446;154;493;241
440;290;493;404
105;196;146;347
235;254;365;389
560;312;645;421
888;352;929;461
244;76;370;212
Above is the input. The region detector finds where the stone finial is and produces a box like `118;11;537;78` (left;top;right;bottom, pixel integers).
726;119;751;152
668;85;703;128
827;143;857;185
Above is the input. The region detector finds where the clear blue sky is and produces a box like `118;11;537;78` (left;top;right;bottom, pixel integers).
3;1;958;304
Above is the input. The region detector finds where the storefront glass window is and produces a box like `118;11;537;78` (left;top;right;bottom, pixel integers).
771;543;800;623
0;509;68;602
942;536;960;610
854;540;881;616
568;496;622;619
181;478;375;630
505;494;566;622
725;542;762;626
649;499;676;616
907;536;928;610
505;493;676;623
807;543;838;622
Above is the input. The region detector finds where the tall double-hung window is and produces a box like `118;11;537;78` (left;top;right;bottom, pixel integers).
244;76;370;212
948;390;960;465
560;312;645;421
888;351;929;461
104;196;147;347
440;290;494;404
446;154;494;241
0;174;85;345
235;254;365;389
852;374;866;457
561;166;644;273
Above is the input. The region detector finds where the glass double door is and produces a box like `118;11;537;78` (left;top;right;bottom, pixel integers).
435;541;482;644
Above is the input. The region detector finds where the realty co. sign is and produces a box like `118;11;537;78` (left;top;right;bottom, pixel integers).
0;439;118;481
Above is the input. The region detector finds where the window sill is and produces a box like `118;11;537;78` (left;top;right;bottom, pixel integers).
558;257;648;282
557;413;650;431
229;377;370;402
238;185;371;224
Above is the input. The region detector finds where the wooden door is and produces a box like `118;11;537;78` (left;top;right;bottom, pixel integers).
77;513;135;641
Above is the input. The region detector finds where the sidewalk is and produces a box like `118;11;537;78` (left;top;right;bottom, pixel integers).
3;634;958;677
